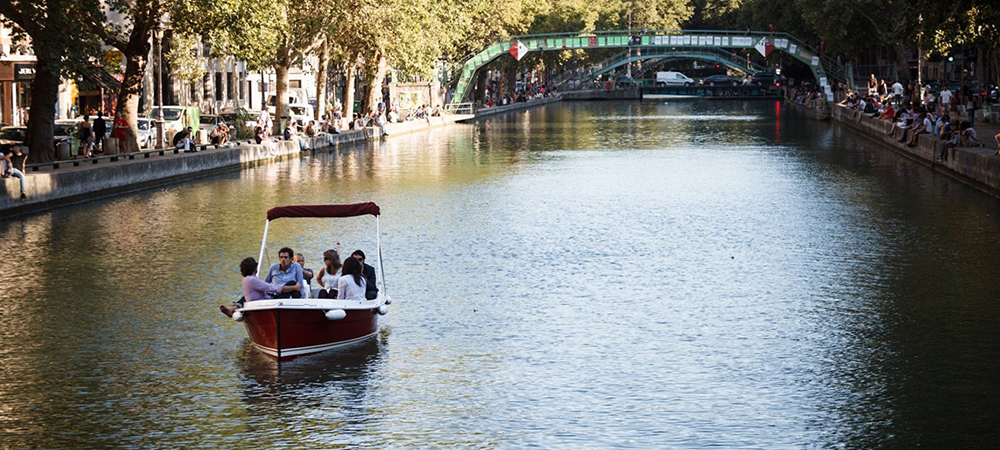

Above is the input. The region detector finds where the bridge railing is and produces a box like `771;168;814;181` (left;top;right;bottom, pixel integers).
449;30;852;104
443;102;475;115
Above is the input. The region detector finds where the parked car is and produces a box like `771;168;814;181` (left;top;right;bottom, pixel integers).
1;125;71;155
136;118;154;149
701;74;740;86
0;126;26;153
615;76;635;88
751;71;785;86
655;71;694;86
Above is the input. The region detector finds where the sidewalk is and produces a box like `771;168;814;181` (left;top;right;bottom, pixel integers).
1;112;473;218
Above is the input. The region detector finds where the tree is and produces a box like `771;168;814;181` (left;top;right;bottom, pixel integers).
0;0;103;162
88;0;167;154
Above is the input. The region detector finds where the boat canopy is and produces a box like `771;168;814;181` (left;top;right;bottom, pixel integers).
266;202;381;221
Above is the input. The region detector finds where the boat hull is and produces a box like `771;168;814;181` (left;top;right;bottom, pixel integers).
241;301;381;360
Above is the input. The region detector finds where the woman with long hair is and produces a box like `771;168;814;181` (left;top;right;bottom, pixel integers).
337;255;367;300
316;249;343;298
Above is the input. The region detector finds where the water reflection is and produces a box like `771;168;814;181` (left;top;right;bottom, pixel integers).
1;100;999;448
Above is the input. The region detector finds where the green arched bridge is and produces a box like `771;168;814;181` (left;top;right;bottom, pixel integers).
449;30;850;106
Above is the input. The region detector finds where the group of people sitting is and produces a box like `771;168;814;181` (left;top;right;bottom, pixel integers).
841;91;988;161
219;246;378;317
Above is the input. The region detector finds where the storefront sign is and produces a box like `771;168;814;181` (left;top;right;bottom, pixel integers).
14;63;35;81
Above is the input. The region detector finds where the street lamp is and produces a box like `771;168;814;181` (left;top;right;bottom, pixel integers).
154;20;165;149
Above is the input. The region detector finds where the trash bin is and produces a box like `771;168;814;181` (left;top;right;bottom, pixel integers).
103;137;117;155
56;141;71;160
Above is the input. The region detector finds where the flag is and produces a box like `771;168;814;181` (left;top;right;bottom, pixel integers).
755;37;775;57
509;40;528;61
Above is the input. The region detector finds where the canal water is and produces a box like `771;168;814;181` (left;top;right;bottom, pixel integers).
1;100;998;448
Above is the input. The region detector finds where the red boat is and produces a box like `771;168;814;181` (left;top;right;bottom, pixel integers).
230;202;390;360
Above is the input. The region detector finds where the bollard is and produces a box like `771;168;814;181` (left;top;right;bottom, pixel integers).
56;141;71;160
103;137;117;155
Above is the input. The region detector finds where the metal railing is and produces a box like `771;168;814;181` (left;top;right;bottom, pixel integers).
443;102;475;115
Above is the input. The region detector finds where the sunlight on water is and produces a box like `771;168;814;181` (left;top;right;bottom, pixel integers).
0;100;998;448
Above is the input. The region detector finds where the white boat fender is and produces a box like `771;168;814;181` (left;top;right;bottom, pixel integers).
384;295;392;305
325;309;347;321
232;310;244;322
378;305;389;315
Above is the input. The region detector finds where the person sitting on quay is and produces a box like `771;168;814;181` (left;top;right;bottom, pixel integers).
896;109;924;143
209;122;229;146
219;256;302;318
264;246;308;299
994;132;1000;156
1;144;28;199
254;126;265;145
906;112;934;148
173;126;196;152
959;121;983;147
209;126;223;145
876;101;895;121
887;106;911;139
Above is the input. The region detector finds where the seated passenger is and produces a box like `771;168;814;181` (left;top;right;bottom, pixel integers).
264;246;308;299
219;257;302;317
350;249;379;300
316;248;343;298
337;256;367;300
294;252;314;291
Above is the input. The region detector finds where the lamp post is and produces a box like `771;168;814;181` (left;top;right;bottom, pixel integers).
154;20;165;149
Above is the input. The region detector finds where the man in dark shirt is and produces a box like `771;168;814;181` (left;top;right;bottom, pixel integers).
2;144;28;199
350;250;379;300
93;114;107;153
172;127;195;152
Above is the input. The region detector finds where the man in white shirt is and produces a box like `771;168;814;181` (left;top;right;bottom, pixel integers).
939;87;952;109
891;81;904;106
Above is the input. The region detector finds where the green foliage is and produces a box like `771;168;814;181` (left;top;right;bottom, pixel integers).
165;32;205;83
170;0;284;71
0;0;105;77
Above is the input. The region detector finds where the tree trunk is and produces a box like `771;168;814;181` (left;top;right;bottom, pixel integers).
475;69;487;105
274;60;289;135
344;63;356;128
113;27;152;155
364;54;388;115
315;38;328;121
893;42;910;83
26;56;59;163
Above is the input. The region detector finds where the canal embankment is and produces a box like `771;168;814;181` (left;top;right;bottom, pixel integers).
0;113;473;218
830;105;1000;198
2;94;580;218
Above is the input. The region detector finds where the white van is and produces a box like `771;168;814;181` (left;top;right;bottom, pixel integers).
655;71;695;87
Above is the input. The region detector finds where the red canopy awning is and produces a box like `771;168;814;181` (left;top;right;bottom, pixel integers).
266;202;380;221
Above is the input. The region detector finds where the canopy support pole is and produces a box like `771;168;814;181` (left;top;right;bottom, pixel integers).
256;220;270;277
376;216;387;299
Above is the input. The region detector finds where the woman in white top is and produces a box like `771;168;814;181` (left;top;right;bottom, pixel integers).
337;256;367;300
316;248;343;298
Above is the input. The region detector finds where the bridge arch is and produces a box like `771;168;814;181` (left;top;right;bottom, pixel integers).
449;30;848;106
572;48;768;86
